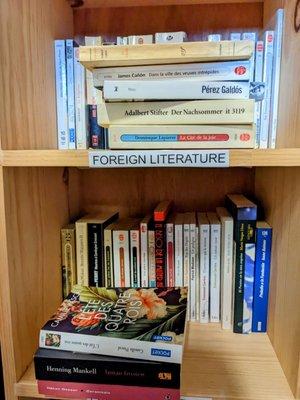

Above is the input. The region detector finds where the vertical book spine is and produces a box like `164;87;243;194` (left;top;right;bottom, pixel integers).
74;47;87;149
148;230;156;287
61;228;76;298
87;223;102;287
75;222;89;285
199;224;210;323
155;222;166;287
66;40;76;149
210;224;221;322
166;223;175;286
104;229;114;287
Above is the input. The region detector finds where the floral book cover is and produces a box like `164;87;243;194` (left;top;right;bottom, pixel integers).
39;286;187;364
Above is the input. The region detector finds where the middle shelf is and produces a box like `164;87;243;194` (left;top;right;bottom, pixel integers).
1;148;300;168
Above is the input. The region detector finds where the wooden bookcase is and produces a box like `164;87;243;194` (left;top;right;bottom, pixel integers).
0;0;299;399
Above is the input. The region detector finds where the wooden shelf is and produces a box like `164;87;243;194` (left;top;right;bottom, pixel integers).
78;0;264;8
15;323;294;400
1;149;300;168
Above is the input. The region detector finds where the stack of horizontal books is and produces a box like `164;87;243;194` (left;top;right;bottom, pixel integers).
35;286;187;399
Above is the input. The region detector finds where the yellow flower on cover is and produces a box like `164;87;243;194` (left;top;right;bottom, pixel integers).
124;288;167;320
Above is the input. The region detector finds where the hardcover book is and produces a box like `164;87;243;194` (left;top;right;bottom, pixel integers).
92;60;251;88
98;100;255;127
108;125;255;149
79;40;254;69
34;348;181;388
39;286;187;364
38;380;180;400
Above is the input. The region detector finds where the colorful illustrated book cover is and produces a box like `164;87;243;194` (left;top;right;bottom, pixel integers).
40;286;187;363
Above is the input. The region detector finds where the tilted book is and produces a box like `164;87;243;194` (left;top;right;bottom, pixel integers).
39;286;187;364
93;60;251;88
108;125;255;149
103;80;250;101
79;40;255;69
34;348;181;388
38;380;180;400
98;100;255;127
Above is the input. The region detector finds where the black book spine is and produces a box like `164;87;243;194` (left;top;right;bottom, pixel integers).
155;222;166;287
34;355;180;389
89;105;103;149
87;223;102;287
233;220;256;333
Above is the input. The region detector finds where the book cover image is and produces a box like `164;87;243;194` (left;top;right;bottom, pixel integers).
40;286;187;363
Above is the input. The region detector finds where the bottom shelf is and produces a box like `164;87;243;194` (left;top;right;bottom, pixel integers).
15;323;294;400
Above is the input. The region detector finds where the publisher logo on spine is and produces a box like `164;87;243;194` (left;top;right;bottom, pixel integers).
234;66;246;75
151;348;171;357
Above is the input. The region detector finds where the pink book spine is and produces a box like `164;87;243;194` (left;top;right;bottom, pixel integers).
38;380;180;400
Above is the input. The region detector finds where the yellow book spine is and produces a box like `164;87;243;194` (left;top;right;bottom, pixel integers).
61;226;77;298
75;222;89;286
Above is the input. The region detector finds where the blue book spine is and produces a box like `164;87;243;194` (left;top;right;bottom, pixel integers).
66;40;76;149
243;242;256;333
54;40;68;149
252;225;272;332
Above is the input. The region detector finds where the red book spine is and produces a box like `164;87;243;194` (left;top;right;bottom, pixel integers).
38;380;180;400
155;222;165;287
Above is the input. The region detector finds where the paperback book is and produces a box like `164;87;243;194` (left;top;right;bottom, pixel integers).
39;286;187;364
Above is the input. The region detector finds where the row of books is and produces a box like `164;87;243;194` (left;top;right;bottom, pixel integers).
61;195;272;334
36;286;187;399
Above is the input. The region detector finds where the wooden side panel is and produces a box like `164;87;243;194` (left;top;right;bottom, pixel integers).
0;0;73;150
255;167;300;398
264;0;300;148
0;167;80;400
74;3;263;39
81;168;255;216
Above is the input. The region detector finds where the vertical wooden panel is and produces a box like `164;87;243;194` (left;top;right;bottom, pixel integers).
255;167;300;398
264;0;300;148
0;0;73;150
0;167;80;400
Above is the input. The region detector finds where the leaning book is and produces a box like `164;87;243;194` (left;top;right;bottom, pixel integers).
39;286;187;364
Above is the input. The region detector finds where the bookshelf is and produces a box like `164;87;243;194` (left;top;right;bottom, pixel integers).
0;1;299;400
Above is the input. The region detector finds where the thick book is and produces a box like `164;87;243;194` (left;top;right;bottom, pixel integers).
104;80;250;101
216;207;234;330
154;201;172;287
226;194;257;334
252;222;272;332
75;212;119;286
140;215;152;287
197;213;210;324
130;223;141;287
61;224;77;299
174;214;184;287
38;380;180;400
66;39;76;149
34;348;181;388
39;286;187;363
93;60;251;88
207;212;221;323
54;40;68;149
108;125;255;149
98;100;255;127
79;40;255;69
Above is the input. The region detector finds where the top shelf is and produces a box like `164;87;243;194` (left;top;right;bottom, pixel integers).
76;0;264;8
0;149;300;167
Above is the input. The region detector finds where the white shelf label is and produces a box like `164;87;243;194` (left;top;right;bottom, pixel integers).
89;150;229;168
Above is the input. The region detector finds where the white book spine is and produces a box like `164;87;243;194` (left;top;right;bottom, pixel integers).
221;219;234;329
39;330;182;364
93;61;251;87
66;40;76;149
104;229;114;287
104;80;250;101
130;229;140;287
166;223;175;286
74;47;87;149
189;223;196;322
183;223;190;287
54;40;68;149
155;31;187;43
230;33;242;41
210;224;221;322
195;227;199;321
175;223;183;286
140;222;149;287
199;223;210;323
113;230;130;287
254;41;264;148
75;222;88;285
269;10;284;149
208;34;222;42
128;35;153;45
260;31;275;149
242;33;257;81
148;230;156;287
85;37;103;105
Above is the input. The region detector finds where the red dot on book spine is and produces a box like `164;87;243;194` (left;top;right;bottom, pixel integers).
235;66;246;75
